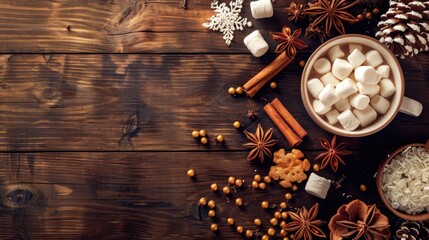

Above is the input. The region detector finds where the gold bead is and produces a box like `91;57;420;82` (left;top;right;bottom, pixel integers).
200;137;208;144
360;184;367;192
233;121;241;129
211;223;218;231
279;202;287;209
235;86;243;95
228;87;236;95
261;201;269;209
258;182;266;190
208;209;216;217
251;181;259;189
198;197;207;206
267;227;276;236
236;226;244;233
216;135;224;143
262;234;269;240
245;230;253;238
228;176;235;185
227;217;235;225
254;218;262;226
280;220;287;228
298;59;306;68
270;218;278;226
187;169;195;177
235;179;243;187
280;229;287;237
274;211;281;219
222;186;230;194
281;211;288;219
208;200;216;208
191;130;199;138
235;198;243;206
210;183;218;191
254;174;261;182
313;164;320;172
199;129;206;137
270;82;277;89
264;176;271;183
291;184;298;191
285;193;292;200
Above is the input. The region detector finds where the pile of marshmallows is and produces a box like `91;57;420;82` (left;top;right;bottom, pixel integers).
307;44;396;131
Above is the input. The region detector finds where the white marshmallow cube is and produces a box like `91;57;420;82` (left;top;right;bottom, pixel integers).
353;106;377;127
370;95;390;115
376;65;390;79
305;173;331;199
354;66;380;85
243;30;269;57
335;78;358;98
365;50;383;67
332;58;354;80
347;49;366;68
335;98;351;112
319;84;339;106
325;109;339;125
250;0;274;19
313;99;332;115
349;93;370;110
357;82;381;98
307;78;324;99
379;79;396;98
348;43;363;53
337;109;360;131
328;45;345;62
320;72;340;86
313;58;331;75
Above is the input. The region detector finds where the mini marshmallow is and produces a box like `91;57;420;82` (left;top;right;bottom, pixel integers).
243;30;269;57
332;58;354;80
370;95;390;114
325;109;339;125
319;84;339;106
365;50;383;67
305;173;331;199
354;66;380;85
348;43;363;53
347;49;366;68
337;109;360;131
313;58;331;75
307;78;324;99
320;72;340;86
349;93;370;110
250;0;274;19
376;65;390;79
356;82;381;98
313;99;332;115
328;45;345;62
334;98;351;112
335;78;358;98
379;79;396;98
353;106;377;127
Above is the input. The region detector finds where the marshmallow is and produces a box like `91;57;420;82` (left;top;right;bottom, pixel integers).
332;58;354;80
325;109;339;125
313;58;331;75
337;109;360;131
319;84;339;106
335;78;358;98
250;0;274;19
353;106;377;127
305;173;331;199
354;66;380;85
348;43;363;53
356;82;381;98
320;72;340;86
307;78;324;99
334;98;351;112
379;79;396;98
349;93;370;110
376;65;390;79
347;49;366;68
328;45;345;62
365;50;383;67
370;95;390;114
243;30;269;57
313;99;332;115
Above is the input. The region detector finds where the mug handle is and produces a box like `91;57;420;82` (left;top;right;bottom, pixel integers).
399;96;423;117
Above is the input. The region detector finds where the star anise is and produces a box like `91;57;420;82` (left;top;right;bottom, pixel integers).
247;109;257;120
284;203;327;240
305;23;332;43
285;2;305;23
315;135;352;172
243;123;278;163
302;0;359;36
329;199;390;240
270;27;308;58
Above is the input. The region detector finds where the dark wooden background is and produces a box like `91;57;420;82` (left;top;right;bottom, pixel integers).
0;0;427;239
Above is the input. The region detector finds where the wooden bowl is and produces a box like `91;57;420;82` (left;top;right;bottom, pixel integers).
376;141;429;221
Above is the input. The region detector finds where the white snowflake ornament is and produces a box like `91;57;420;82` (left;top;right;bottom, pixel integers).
203;0;252;46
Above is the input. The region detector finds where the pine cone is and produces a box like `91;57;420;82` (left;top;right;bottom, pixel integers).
395;221;429;240
376;0;429;58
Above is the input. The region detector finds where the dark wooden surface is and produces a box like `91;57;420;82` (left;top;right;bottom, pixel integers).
0;0;427;239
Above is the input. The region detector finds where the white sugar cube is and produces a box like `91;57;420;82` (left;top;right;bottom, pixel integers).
365;50;383;67
332;59;354;80
379;79;396;98
335;78;358;98
328;45;345;62
337;109;360;131
348;43;363;53
356;82;381;98
325;109;339;125
313;58;331;75
349;93;370;110
305;173;331;199
354;66;380;85
376;65;390;79
319;84;339;106
307;78;324;99
320;72;341;86
334;98;351;112
347;49;366;68
353;106;377;127
370;95;390;115
313;99;332;115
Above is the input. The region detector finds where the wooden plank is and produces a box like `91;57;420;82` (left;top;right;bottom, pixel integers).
0;150;401;239
0;54;428;151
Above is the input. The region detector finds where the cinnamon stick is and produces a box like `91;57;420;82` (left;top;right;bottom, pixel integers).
271;98;307;139
264;103;302;147
243;51;293;97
